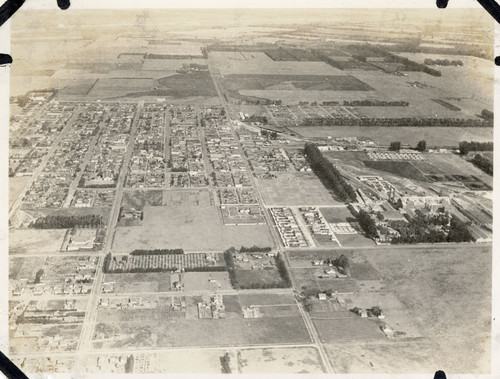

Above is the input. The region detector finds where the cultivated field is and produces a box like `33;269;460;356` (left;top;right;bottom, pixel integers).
257;172;341;206
87;78;156;98
112;205;274;252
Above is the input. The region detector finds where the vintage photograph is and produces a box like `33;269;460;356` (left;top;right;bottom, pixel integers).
6;6;494;375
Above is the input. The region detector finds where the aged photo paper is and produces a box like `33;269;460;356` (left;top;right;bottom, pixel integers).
1;1;498;377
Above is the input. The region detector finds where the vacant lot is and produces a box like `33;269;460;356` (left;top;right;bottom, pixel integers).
234;269;286;289
289;126;493;146
238;347;324;373
9;176;30;209
238;292;296;306
257;172;341;206
183;272;232;292
319;206;354;223
313;316;386;342
93;310;310;350
122;190;163;209
103;272;172;293
113;205;274;252
162;190;213;206
363;161;428;182
9;229;67;255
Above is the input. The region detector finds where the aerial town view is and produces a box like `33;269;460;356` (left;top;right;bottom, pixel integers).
6;8;493;375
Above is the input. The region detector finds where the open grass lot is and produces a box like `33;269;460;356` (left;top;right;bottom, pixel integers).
363;161;428;182
9;176;30;209
336;233;376;248
183;272;232;292
103;272;172;293
122;190;163;209
112;205;273;252
237;347;324;373
92;306;310;350
234;269;286;289
9;256;47;281
87;78;155;98
319;206;354;223
156;71;217;97
292;268;359;293
363;245;491;338
289;126;493;146
85;346;324;374
313;317;386;342
9;228;67;255
423;153;493;186
238;292;296;306
162;189;213;206
257;172;341;206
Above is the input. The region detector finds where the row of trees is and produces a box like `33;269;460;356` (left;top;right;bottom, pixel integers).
276;252;291;287
304;143;357;202
471;154;493;176
300;116;491;127
242;115;268;124
390;215;474;244
30;214;103;229
458;141;494;155
424;58;463;66
343;100;409;107
130;249;185;255
357;210;379;239
239;246;272;253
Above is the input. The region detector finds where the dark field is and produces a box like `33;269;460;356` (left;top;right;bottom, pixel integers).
222;74;373;92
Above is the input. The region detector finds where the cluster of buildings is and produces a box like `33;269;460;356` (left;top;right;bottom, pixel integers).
202;107;251;187
82;103;136;188
168;106;207;188
266;104;358;127
197;294;225;319
299;207;337;243
127;103;166;188
218;187;258;205
237;127;292;178
10;102;76;177
22;103;99;208
72;189;115;208
366;150;423;161
270;207;308;247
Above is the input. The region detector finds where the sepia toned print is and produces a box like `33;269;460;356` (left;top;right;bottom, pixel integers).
7;8;493;375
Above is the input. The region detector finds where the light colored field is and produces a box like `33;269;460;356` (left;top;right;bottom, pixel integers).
257;172;340;206
289;126;493;146
239;90;376;104
238;347;324;373
211;51;346;76
113;205;273;252
183;272;232;292
9;176;30;209
142;58;207;71
9;228;67;255
425;153;493;186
